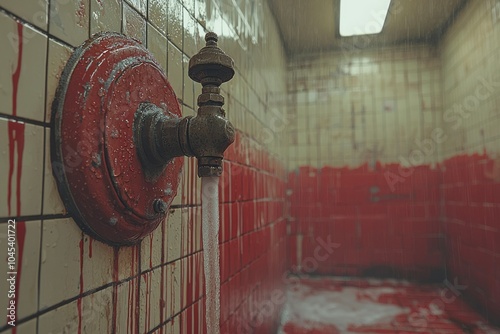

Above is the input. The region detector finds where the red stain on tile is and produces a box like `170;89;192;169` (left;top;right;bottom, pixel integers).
159;220;166;334
288;162;443;281
442;153;500;324
128;279;136;333
149;233;153;268
111;248;119;334
88;237;93;258
77;237;85;334
143;273;151;332
8;22;25;215
7;22;26;334
126;246;139;334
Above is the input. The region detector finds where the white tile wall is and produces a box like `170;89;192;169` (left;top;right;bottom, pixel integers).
287;45;443;169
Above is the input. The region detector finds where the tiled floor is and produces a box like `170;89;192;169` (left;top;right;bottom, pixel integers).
278;277;500;334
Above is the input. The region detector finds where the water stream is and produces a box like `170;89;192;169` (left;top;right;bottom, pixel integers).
201;176;221;334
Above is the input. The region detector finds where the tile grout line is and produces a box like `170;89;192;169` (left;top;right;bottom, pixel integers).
36;0;52;330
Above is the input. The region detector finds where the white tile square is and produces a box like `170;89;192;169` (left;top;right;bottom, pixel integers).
125;0;147;16
0;14;47;122
183;54;195;108
148;0;168;36
38;287;113;333
43;128;66;215
0;120;44;217
166;0;183;49
166;209;182;262
123;2;146;44
167;41;184;101
115;278;140;333
45;38;72;123
39;218;114;309
140;218;165;271
49;0;89;47
138;269;163;332
0;220;41;326
183;7;197;57
90;0;121;34
147;23;167;72
1;0;48;30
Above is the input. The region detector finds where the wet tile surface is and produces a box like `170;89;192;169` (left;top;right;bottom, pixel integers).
278;277;500;334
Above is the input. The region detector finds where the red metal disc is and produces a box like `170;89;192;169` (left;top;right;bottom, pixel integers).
51;32;183;245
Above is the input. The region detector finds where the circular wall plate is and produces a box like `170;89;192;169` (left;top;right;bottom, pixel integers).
51;32;183;246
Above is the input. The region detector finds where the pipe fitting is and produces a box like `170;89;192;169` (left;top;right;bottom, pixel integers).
188;106;235;176
189;32;235;177
134;32;235;178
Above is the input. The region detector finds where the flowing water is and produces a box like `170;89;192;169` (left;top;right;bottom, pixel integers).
201;176;221;334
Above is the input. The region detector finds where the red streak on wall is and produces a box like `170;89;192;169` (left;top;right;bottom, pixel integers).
288;162;443;281
7;22;26;334
159;220;165;334
143;273;150;333
111;249;119;334
88;238;93;258
77;237;84;334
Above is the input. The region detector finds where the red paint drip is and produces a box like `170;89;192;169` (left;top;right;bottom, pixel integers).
149;233;153;268
88;238;93;258
127;248;135;334
77;238;85;334
159;220;165;334
143;274;151;332
131;246;141;333
8;22;25;334
127;280;133;334
111;249;119;334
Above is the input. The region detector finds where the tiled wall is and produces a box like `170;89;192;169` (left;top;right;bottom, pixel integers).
288;163;442;281
286;45;445;280
439;0;500;323
0;0;288;333
287;45;443;169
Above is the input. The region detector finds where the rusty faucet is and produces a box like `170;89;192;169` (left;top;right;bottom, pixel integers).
134;32;235;178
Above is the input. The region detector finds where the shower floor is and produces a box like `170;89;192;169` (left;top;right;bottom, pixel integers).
277;277;500;334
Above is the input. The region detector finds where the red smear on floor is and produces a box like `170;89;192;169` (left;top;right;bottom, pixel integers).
279;277;500;334
282;323;341;334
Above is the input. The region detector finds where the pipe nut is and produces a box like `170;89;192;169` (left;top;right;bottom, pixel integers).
197;93;224;106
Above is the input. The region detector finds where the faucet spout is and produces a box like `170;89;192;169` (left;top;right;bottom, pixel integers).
134;32;235;178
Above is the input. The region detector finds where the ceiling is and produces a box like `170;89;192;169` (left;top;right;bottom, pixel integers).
268;0;468;55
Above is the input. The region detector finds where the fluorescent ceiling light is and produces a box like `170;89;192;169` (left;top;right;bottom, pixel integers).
340;0;392;37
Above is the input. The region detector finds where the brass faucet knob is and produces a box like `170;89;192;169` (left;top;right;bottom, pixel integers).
188;33;235;87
